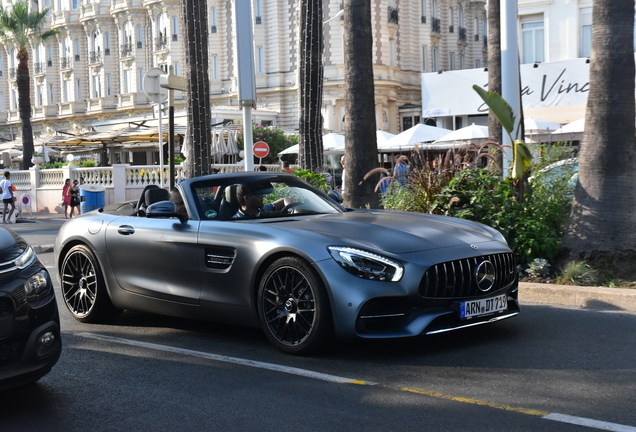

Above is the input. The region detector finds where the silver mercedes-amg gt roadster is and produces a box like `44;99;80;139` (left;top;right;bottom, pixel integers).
55;172;519;354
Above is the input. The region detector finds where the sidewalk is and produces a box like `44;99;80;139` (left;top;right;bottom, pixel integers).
16;213;636;313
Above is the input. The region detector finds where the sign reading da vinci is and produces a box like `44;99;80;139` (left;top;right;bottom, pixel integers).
421;57;595;119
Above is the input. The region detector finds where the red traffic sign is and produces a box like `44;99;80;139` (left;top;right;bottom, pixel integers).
253;141;270;159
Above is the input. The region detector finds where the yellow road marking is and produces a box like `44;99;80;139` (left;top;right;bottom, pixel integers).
401;387;549;417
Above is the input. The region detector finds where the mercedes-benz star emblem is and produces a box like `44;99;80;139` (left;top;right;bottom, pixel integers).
475;260;496;292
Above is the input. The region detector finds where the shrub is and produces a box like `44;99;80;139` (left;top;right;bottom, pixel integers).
557;261;601;286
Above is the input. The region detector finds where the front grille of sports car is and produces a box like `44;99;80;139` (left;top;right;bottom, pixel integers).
205;247;236;270
418;252;517;299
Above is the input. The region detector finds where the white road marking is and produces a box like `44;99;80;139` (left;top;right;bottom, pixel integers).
76;332;377;385
76;333;636;431
544;413;636;432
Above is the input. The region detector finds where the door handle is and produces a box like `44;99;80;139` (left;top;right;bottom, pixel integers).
117;225;135;235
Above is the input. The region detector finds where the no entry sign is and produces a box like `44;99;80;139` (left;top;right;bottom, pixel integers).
253;141;270;159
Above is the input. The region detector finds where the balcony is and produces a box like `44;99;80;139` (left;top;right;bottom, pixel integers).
87;97;117;112
33;62;46;75
459;27;467;42
32;104;58;120
60;57;73;70
154;34;167;51
388;6;398;24
58;101;87;117
432;18;441;34
121;43;134;57
117;92;150;110
89;50;102;64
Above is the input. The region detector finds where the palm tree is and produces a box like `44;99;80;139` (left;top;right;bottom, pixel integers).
560;0;636;279
0;1;58;169
179;0;212;177
298;0;324;172
342;0;379;208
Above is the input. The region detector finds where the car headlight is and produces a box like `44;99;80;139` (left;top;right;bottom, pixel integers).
15;246;36;269
24;270;50;301
328;246;403;282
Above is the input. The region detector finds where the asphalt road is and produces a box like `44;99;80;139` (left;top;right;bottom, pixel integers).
2;221;636;431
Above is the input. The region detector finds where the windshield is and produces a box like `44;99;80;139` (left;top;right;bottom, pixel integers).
191;175;344;221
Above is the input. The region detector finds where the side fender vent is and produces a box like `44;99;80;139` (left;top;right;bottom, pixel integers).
205;247;237;270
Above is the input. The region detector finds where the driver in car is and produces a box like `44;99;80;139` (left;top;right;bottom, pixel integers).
233;183;295;218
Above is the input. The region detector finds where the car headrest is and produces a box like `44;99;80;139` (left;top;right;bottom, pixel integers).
224;184;240;207
145;188;170;206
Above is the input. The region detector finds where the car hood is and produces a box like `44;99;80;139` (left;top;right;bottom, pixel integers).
0;227;28;261
270;209;505;254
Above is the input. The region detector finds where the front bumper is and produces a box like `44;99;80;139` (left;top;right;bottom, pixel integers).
0;265;62;391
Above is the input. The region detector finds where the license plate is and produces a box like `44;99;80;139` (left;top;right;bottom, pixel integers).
460;294;508;319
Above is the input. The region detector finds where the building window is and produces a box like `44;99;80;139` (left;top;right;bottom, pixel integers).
580;8;592;58
137;25;143;48
74;39;81;61
172;18;178;41
63;80;70;103
173;62;179;75
449;52;455;70
212;55;219;80
139;68;145;91
257;47;264;74
431;46;438;72
76;78;82;101
389;39;396;66
37;85;43;106
48;84;54;105
211;7;217;33
72;0;78;10
422;45;427;72
92;75;101;98
459;54;464;70
255;0;262;24
47;45;53;66
106;74;112;97
521;14;544;64
105;33;111;55
421;0;426;23
0;92;5;111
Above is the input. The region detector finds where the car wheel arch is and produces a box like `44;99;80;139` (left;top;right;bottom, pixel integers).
250;250;333;312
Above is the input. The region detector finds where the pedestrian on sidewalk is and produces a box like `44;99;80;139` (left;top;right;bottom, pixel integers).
62;178;71;218
0;171;15;223
68;179;80;218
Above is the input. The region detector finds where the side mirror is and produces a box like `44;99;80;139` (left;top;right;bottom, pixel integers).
328;190;343;203
146;200;187;222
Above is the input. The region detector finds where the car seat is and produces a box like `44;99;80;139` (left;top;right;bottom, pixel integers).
218;184;240;219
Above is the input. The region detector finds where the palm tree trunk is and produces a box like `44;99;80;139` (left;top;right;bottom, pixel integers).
487;0;502;148
298;0;324;171
17;52;34;169
180;0;213;177
343;0;378;208
560;0;636;278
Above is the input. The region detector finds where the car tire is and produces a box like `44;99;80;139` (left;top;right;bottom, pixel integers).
258;256;333;355
60;244;120;323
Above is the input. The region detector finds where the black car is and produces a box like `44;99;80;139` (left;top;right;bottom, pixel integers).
0;227;61;390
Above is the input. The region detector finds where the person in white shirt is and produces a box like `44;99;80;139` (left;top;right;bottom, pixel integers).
0;171;15;223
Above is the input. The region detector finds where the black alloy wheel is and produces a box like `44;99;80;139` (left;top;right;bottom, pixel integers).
258;257;332;355
61;244;119;323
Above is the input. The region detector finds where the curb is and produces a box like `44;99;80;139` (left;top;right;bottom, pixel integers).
519;282;636;312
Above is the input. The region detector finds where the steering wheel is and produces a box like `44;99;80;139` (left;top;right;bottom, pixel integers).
281;202;302;213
